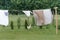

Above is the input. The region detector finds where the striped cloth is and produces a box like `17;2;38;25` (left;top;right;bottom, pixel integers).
33;9;53;26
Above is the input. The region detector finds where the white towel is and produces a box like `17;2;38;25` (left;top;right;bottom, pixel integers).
22;11;31;17
43;9;53;25
0;10;9;26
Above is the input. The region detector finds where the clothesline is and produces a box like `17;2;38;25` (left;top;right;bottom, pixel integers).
0;8;55;11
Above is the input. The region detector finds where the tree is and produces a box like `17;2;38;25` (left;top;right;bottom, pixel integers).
0;0;60;14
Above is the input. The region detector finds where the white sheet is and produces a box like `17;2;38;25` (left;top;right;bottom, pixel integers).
43;9;53;25
0;10;9;26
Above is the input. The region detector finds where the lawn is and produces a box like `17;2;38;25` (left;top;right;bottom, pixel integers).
0;14;60;40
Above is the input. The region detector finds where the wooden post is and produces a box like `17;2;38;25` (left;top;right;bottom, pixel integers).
54;7;58;34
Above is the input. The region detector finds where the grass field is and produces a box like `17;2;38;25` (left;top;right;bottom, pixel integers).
0;15;60;40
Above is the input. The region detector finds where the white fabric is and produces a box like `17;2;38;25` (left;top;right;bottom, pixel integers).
22;11;31;17
0;10;9;26
33;9;53;26
43;9;53;25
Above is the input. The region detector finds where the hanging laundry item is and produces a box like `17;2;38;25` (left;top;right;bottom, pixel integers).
0;10;9;26
33;9;53;26
22;11;31;17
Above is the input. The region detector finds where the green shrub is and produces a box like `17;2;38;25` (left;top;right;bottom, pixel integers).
17;17;21;29
58;25;60;30
10;21;14;30
25;19;28;29
39;26;43;29
32;16;35;26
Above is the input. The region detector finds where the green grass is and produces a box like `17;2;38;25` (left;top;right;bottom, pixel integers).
0;15;60;40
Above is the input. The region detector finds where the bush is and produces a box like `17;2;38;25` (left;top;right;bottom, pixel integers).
10;21;14;30
32;16;35;26
25;19;28;29
17;17;21;29
58;25;60;30
39;26;43;29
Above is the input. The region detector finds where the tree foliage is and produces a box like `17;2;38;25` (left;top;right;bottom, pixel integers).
0;0;60;14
